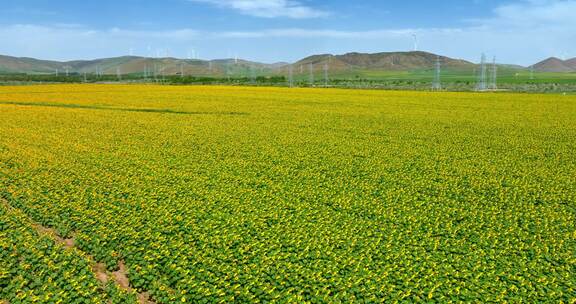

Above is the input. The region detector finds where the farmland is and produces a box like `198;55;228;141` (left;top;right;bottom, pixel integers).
0;85;575;303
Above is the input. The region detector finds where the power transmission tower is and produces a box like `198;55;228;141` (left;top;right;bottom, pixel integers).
226;61;231;81
180;63;184;78
432;56;441;90
477;53;487;91
489;56;498;90
530;65;535;80
323;62;329;87
249;66;256;84
153;63;157;82
116;67;122;81
309;63;314;86
288;64;294;88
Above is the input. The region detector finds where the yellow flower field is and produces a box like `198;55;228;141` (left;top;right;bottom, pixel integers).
1;84;575;303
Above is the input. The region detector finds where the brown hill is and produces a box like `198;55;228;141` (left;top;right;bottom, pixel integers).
532;57;574;72
292;51;474;73
564;58;576;69
0;54;283;76
0;55;62;73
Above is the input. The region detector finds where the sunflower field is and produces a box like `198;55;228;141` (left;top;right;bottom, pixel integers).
0;84;575;303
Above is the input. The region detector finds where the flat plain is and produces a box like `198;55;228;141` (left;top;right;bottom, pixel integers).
0;85;575;303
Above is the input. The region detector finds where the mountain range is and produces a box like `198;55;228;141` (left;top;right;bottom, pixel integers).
0;52;574;75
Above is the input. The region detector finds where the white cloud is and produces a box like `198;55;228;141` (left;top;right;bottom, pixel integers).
490;0;576;27
188;0;329;18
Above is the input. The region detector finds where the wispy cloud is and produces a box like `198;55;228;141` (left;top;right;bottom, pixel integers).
216;28;462;39
188;0;329;18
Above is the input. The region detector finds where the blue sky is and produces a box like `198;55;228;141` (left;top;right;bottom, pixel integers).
1;0;574;65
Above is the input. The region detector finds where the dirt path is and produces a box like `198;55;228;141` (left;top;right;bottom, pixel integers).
0;198;154;304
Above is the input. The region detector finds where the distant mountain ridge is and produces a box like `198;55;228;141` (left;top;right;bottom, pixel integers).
1;52;574;75
0;55;283;76
532;57;576;72
0;51;478;75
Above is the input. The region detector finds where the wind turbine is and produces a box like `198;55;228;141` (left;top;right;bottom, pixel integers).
412;33;419;52
188;48;197;60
